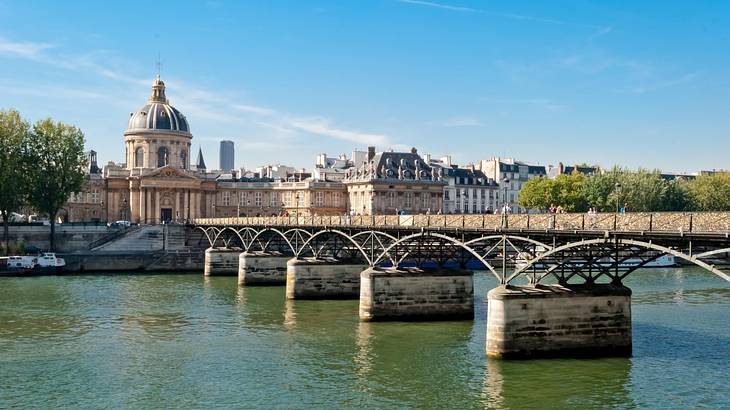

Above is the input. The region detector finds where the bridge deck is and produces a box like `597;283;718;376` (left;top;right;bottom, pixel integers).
193;212;730;236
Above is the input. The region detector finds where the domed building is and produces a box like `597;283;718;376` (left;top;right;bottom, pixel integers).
124;75;192;170
62;75;351;224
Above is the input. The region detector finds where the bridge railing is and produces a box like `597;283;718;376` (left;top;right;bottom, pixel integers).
192;212;730;233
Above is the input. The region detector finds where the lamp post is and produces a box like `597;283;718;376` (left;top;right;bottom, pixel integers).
615;182;622;213
212;203;216;218
237;194;241;217
295;192;300;217
100;200;105;224
122;198;128;222
501;178;510;227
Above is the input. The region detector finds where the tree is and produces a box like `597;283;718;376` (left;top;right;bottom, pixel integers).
688;174;730;211
0;109;30;255
517;177;555;211
26;118;87;251
553;173;588;212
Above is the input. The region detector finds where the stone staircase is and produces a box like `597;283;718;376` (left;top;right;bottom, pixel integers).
163;225;187;250
90;224;190;253
91;225;164;252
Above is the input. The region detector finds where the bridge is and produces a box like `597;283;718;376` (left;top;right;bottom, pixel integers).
192;212;730;359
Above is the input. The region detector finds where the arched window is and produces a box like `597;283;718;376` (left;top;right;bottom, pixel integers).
158;147;169;167
180;150;187;169
135;147;144;168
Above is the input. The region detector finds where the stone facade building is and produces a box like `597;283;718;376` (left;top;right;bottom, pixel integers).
343;147;445;215
476;157;547;214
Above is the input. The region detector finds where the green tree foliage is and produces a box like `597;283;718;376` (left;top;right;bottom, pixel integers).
521;168;693;213
0;109;30;255
517;176;554;211
518;174;587;212
688;174;730;211
26;118;87;251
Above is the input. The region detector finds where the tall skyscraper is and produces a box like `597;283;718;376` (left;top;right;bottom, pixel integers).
219;140;234;172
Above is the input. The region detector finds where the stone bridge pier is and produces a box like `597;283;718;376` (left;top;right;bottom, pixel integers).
285;257;368;300
204;247;243;276
359;267;474;321
486;284;632;359
238;251;290;286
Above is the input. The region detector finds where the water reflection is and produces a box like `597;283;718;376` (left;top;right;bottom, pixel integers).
483;357;635;409
354;321;375;379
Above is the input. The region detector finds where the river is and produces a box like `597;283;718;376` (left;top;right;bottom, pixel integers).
0;268;728;409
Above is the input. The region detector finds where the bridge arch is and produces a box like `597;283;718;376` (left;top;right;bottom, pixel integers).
374;231;501;281
509;238;730;284
297;229;373;265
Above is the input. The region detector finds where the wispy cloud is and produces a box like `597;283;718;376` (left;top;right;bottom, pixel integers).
427;116;482;127
396;0;607;30
232;104;276;116
0;37;52;58
616;72;699;95
482;97;566;112
397;0;479;13
290;117;389;146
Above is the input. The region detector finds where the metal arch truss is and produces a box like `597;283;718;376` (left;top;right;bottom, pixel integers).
196;226;730;285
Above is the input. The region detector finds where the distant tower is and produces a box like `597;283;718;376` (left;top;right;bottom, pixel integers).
219;140;234;172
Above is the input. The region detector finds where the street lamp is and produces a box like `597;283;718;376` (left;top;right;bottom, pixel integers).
212;203;216;218
295;192;300;217
501;178;509;227
614;182;622;213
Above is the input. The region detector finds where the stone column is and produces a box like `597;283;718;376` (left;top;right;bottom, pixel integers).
204;247;243;276
359;267;473;321
285;257;367;300
175;191;181;221
139;188;146;224
154;190;161;224
183;190;189;221
486;284;632;359
130;187;140;223
238;251;289;285
145;188;151;224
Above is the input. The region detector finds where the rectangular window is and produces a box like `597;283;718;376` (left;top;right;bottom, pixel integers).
333;192;340;207
405;192;412;208
316;192;324;207
222;191;231;206
255;192;262;207
421;193;428;209
283;192;291;207
270;192;278;207
388;191;395;207
238;192;247;206
444;190;450;201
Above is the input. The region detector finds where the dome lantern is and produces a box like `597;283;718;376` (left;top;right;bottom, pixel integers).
125;75;190;134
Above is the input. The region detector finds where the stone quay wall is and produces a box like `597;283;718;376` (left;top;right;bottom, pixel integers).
286;257;367;299
486;284;632;359
359;267;474;321
238;252;289;285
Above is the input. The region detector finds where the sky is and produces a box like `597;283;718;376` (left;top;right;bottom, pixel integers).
0;0;728;173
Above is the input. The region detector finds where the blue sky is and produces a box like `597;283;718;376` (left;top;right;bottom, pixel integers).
1;0;728;172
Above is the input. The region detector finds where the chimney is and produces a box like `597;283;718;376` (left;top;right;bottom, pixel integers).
411;147;417;154
367;146;375;161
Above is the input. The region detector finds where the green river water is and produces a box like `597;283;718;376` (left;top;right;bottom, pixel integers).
0;268;728;409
